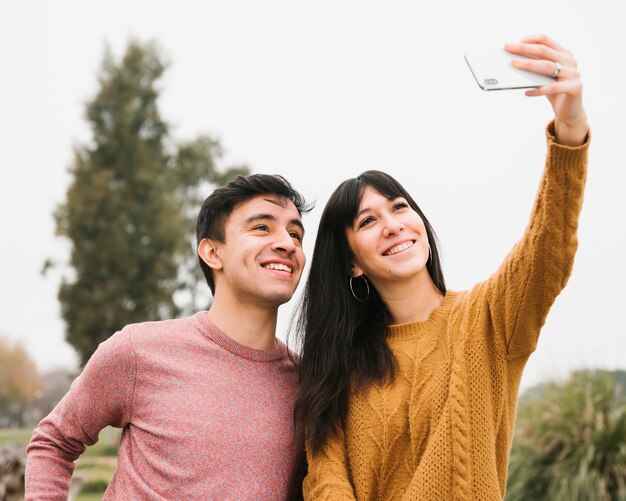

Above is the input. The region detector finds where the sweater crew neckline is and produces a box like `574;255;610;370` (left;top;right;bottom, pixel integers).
387;291;459;341
192;311;288;362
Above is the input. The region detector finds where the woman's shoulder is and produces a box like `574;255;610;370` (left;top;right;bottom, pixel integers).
444;284;491;333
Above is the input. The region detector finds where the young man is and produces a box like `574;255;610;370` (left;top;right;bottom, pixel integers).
26;174;311;499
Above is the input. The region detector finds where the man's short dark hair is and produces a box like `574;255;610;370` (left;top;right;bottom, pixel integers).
196;174;313;294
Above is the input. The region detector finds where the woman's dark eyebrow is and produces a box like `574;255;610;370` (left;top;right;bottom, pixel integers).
355;207;373;219
355;197;405;219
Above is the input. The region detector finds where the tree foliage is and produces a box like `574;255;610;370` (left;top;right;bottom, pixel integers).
54;41;248;366
506;370;626;501
0;337;42;426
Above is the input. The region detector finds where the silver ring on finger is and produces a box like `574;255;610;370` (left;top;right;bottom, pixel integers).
550;61;561;78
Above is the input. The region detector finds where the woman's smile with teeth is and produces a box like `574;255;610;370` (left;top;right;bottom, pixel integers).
384;241;414;256
263;263;292;273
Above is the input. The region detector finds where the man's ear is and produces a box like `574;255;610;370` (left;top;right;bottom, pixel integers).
198;239;223;271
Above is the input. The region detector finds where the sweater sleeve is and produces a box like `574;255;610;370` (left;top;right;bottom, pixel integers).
483;121;589;359
25;327;136;500
302;425;357;500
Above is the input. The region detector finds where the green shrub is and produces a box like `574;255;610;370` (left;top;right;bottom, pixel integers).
80;478;110;493
506;370;626;501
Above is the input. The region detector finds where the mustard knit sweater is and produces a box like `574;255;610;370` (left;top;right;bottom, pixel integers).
303;123;589;501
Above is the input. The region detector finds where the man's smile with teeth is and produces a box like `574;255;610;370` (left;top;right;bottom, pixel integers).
384;240;415;256
263;263;293;273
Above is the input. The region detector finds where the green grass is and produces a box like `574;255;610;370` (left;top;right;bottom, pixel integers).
0;426;121;453
0;426;119;499
75;461;117;476
82;427;121;457
76;493;106;501
74;451;118;499
74;427;120;498
0;428;33;446
74;460;116;499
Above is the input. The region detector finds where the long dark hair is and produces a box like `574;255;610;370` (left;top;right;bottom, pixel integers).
294;170;446;454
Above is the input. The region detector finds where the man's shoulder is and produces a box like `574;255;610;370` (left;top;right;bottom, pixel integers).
122;313;203;348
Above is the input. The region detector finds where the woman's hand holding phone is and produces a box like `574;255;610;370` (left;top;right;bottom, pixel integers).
505;35;588;146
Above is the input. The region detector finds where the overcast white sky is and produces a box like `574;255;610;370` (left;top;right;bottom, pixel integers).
1;0;624;390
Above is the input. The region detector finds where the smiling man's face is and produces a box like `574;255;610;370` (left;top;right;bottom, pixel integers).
208;194;306;308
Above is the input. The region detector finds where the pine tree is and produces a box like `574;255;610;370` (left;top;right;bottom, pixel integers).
54;41;248;365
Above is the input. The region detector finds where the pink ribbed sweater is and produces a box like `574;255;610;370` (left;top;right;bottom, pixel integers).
26;312;302;500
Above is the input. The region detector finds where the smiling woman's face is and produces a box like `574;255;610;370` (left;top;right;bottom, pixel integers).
346;186;431;288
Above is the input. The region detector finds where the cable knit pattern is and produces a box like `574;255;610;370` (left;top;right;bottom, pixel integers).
26;312;302;500
449;332;471;501
303;122;589;500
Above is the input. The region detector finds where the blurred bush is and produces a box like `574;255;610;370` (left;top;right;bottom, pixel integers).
507;370;626;501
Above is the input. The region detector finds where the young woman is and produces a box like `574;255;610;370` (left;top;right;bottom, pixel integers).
295;35;590;500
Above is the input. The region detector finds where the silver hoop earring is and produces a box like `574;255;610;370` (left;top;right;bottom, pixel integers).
428;243;432;264
349;275;370;302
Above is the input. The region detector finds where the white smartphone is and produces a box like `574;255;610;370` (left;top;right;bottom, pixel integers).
464;48;555;91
